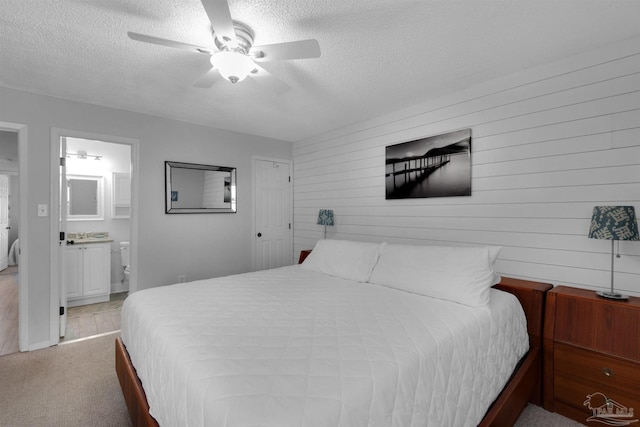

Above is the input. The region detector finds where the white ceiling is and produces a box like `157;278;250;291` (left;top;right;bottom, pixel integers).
1;0;639;142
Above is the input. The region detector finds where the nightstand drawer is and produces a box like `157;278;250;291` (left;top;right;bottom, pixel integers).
554;374;640;421
543;287;640;424
555;342;640;395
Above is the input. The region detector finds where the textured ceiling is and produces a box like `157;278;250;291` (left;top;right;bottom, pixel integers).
1;0;640;142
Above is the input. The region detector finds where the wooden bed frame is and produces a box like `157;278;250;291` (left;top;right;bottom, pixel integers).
115;276;552;427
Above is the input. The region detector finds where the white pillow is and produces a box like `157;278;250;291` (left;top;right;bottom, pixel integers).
485;245;502;285
301;239;385;282
368;244;501;307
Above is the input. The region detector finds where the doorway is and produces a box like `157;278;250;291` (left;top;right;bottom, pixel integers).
0;130;19;356
253;157;293;270
50;129;139;345
0;121;29;351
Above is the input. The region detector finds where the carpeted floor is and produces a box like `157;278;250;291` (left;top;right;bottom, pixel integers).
0;333;583;426
0;332;132;427
516;404;584;426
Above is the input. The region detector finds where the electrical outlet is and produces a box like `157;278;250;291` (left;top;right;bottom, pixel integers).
178;274;186;283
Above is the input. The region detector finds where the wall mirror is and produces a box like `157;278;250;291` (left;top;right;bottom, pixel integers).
67;175;104;221
165;161;237;214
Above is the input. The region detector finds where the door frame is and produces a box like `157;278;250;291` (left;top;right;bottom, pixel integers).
0;121;29;352
251;156;293;270
0;174;10;271
49;128;140;346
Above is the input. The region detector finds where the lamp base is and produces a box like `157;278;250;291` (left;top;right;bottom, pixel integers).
596;290;629;300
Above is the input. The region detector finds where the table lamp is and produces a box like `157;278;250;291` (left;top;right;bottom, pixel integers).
317;209;334;239
588;206;639;300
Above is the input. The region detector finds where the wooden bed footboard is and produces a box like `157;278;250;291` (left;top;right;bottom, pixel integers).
115;337;160;427
115;276;552;427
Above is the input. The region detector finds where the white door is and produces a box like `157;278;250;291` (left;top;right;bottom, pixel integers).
59;137;68;337
254;159;292;270
0;175;9;272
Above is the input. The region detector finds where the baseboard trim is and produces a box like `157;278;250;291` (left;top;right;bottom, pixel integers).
28;340;51;351
111;282;129;293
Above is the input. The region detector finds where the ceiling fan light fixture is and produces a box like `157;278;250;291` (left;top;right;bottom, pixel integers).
210;50;254;83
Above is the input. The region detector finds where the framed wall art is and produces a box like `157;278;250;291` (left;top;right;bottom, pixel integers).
385;128;471;199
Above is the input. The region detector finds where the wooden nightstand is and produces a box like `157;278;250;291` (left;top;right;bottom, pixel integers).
543;286;640;425
298;249;312;264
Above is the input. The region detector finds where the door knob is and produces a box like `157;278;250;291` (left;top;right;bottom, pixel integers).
257;233;262;237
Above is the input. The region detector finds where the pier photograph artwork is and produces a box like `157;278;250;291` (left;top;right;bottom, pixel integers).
385;129;471;199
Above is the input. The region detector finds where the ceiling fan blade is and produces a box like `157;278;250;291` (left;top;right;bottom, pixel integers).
200;0;238;49
128;32;212;54
193;66;222;88
249;63;291;95
251;39;321;62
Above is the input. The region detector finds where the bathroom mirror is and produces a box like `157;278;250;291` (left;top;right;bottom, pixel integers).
165;161;237;214
67;175;104;221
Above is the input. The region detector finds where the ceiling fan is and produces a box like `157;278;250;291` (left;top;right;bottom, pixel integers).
127;0;321;94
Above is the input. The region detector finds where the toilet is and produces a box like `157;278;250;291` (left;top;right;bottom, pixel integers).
120;241;130;288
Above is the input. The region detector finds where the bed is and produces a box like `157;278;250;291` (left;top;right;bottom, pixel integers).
116;240;551;426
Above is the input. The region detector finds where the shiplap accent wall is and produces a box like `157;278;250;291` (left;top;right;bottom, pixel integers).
203;171;226;208
293;36;640;296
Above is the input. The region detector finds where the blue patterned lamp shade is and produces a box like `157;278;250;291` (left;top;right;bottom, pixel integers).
317;209;334;239
588;206;639;241
588;206;639;300
317;209;334;226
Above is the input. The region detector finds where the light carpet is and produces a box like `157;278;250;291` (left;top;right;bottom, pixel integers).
0;332;582;426
0;332;131;427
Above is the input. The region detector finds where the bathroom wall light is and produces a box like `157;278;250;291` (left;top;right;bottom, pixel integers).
67;150;102;160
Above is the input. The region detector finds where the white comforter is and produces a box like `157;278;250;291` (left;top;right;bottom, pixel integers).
121;265;529;427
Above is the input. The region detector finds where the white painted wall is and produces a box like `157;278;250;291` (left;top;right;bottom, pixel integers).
0;87;292;348
0;130;19;173
293;36;640;297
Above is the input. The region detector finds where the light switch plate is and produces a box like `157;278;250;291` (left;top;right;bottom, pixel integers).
37;204;48;217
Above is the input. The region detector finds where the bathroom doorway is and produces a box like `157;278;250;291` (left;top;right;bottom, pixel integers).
51;129;139;345
0;129;20;356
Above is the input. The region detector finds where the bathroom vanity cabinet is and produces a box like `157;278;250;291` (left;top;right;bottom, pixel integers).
64;241;111;307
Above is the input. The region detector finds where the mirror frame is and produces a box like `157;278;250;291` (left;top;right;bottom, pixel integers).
165;161;237;214
67;174;105;221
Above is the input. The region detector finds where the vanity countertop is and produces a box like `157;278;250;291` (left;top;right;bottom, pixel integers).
67;238;114;244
